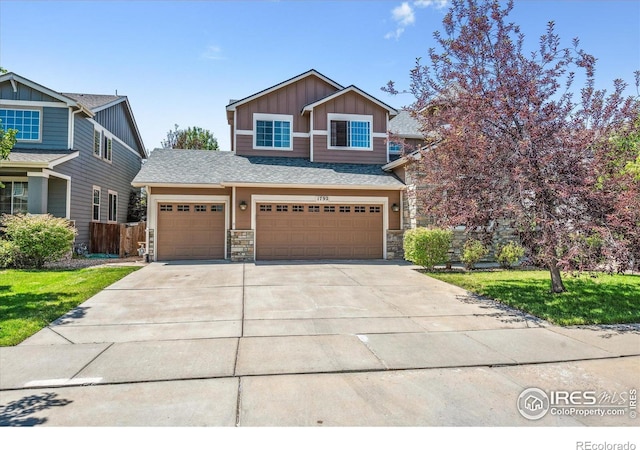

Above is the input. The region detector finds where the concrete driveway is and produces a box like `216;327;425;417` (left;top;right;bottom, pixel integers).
0;261;638;426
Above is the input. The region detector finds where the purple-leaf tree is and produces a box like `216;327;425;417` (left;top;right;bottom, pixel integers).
385;0;639;292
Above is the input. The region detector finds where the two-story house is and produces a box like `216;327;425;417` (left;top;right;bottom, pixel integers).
133;69;406;261
0;72;146;247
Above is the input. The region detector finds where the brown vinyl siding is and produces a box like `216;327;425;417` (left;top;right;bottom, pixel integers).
312;135;388;164
312;91;387;133
233;75;338;155
150;187;232;196
235;135;310;158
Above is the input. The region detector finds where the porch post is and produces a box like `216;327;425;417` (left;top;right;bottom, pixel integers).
27;171;49;215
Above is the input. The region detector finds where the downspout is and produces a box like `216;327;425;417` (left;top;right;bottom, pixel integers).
231;185;236;230
309;110;314;162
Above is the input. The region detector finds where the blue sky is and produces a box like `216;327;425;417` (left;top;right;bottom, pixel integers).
1;1;638;153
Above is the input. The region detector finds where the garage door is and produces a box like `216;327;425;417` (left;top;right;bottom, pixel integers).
156;203;225;260
256;203;383;260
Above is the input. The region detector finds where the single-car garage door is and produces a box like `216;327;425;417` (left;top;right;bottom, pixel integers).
256;203;383;260
156;203;226;260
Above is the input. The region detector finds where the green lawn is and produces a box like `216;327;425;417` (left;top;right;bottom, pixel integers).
0;266;140;346
426;270;640;326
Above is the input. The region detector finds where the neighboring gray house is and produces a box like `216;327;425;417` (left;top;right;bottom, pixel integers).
0;72;146;246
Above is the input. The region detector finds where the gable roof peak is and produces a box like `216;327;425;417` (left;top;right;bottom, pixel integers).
225;69;343;111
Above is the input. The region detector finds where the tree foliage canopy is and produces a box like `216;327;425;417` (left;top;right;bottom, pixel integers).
385;0;640;291
162;124;219;150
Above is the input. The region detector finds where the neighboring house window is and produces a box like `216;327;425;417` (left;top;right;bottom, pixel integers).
0;181;28;214
389;142;402;154
328;114;372;150
253;113;292;150
0;108;41;141
103;135;113;162
93;129;102;157
92;186;101;221
108;190;117;222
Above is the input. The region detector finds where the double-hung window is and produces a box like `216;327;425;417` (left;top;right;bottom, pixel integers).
328;114;372;150
103;135;113;162
254;113;292;150
93;129;102;157
92;186;101;221
0;108;41;141
108;190;118;222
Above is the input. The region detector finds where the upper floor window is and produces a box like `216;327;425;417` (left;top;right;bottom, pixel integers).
103;135;113;162
253;113;292;150
93;129;102;157
0;109;41;141
328;113;372;150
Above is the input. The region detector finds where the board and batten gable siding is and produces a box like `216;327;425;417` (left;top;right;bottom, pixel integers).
54;115;142;244
6;107;69;151
0;80;60;103
93;101;142;154
233;75;339;157
312;91;389;165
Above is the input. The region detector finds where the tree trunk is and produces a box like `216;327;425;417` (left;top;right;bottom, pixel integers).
548;264;566;293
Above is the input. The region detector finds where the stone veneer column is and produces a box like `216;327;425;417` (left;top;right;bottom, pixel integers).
386;230;405;260
229;230;255;262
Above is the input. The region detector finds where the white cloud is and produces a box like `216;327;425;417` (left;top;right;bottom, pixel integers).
392;2;415;26
201;45;225;61
414;0;449;9
385;0;450;40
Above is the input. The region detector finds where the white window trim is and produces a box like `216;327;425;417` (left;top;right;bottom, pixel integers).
253;113;293;151
327;113;373;151
107;190;118;223
92;186;101;222
93;128;102;158
0;106;43;143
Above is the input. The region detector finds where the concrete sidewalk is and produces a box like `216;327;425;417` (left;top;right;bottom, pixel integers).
1;261;638;426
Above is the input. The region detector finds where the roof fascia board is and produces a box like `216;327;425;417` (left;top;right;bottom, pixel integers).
302;85;398;116
226;70;343;111
131;182;226;189
221;182;405;190
48;151;79;168
0;73;90;113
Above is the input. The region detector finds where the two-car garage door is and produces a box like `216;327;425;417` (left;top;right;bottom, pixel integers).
256;203;383;260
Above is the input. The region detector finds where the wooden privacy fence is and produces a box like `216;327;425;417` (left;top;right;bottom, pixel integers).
90;221;146;257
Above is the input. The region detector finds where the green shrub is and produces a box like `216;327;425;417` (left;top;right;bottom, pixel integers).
497;241;525;269
404;227;453;269
0;239;18;268
1;214;76;269
461;238;489;270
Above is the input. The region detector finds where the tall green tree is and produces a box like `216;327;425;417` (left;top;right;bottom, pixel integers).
161;124;219;150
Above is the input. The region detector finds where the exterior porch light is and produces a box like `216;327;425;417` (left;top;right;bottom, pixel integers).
391;203;400;212
239;200;248;211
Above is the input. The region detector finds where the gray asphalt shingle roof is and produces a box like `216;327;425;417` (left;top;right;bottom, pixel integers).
388;110;424;139
133;149;404;188
2;149;74;164
63;93;124;111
